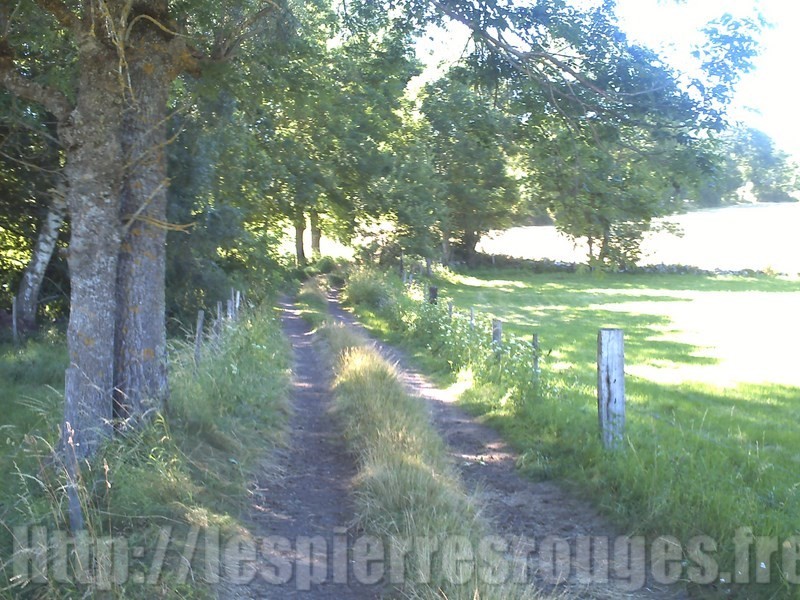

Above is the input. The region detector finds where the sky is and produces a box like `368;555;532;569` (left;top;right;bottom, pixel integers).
416;0;800;158
615;0;800;159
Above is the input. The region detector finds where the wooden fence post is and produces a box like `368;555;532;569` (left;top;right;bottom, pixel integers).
194;309;205;369
532;332;540;376
227;299;234;321
215;301;223;338
447;301;453;320
11;297;19;347
598;328;625;449
428;285;438;304
492;319;502;345
469;307;475;330
235;290;242;313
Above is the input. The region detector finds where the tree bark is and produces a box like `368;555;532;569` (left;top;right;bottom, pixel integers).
113;18;173;424
294;213;307;267
310;209;321;259
62;41;125;460
15;186;67;331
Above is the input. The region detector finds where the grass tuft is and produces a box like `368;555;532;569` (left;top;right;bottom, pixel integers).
321;321;541;599
0;307;291;598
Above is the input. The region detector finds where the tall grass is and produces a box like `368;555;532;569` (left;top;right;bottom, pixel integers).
321;322;541;600
0;308;291;598
345;266;800;600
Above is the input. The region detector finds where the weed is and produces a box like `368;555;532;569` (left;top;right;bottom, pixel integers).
0;307;291;598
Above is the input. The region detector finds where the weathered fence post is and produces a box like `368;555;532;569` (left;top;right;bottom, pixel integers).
428;285;438;304
532;332;540;376
194;309;205;369
11;297;19;347
447;301;453;320
598;328;625;449
469;307;475;330
227;299;234;321
235;290;242;313
215;301;223;338
492;319;502;345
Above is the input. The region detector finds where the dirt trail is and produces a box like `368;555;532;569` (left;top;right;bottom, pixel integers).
325;294;690;600
233;299;382;599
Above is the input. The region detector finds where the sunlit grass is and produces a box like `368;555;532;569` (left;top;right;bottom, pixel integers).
0;308;291;599
321;322;542;600
437;268;800;388
349;265;800;598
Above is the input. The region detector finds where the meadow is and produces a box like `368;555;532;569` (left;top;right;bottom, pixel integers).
346;265;800;598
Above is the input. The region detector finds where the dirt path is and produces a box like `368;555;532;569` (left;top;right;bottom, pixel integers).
233;299;382;599
325;294;690;600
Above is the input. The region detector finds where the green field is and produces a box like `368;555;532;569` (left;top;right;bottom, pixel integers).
354;267;800;598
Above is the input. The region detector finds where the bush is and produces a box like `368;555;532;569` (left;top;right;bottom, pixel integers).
345;269;542;407
342;267;398;309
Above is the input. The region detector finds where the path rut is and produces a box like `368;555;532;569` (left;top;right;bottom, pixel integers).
235;300;381;599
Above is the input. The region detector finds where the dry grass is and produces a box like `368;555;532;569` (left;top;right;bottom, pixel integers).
322;322;545;600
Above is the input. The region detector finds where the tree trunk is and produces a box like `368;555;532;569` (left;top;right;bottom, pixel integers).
62;43;125;460
113;21;172;424
441;234;452;266
310;209;321;259
599;225;611;264
15;187;67;331
294;213;307;267
463;230;479;266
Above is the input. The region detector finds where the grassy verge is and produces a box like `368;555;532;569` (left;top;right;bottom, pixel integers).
319;322;541;600
294;276;331;328
343;265;800;600
0;307;291;598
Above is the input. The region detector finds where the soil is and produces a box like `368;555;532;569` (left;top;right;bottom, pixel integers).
232;299;382;599
230;295;692;599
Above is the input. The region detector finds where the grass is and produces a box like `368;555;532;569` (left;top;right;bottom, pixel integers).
302;298;541;599
295;276;331;328
345;265;800;599
0;307;291;598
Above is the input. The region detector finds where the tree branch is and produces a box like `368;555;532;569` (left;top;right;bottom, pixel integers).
0;58;73;123
211;0;282;61
430;0;614;101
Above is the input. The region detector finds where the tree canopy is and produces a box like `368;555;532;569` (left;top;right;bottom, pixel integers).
0;0;785;476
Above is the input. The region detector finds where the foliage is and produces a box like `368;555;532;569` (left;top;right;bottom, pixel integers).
342;266;400;309
165;99;289;326
0;92;68;318
731;126;799;203
0;307;291;598
421;74;520;263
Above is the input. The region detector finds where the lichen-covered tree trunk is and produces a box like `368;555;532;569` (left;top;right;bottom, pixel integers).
62;43;124;460
15;188;66;330
113;21;173;423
